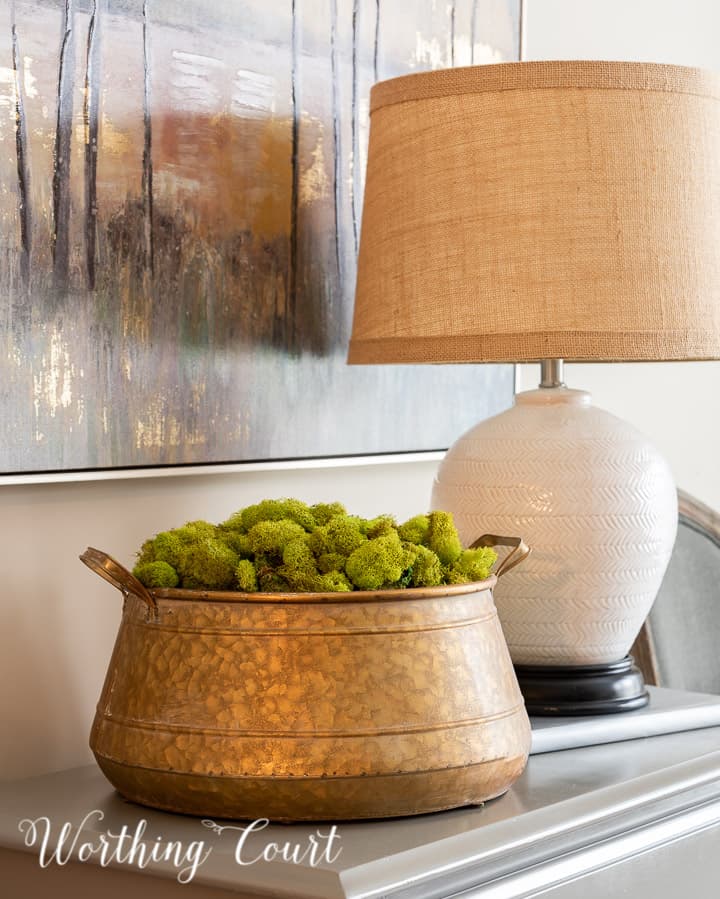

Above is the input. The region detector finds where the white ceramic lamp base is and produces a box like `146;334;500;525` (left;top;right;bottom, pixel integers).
432;387;678;667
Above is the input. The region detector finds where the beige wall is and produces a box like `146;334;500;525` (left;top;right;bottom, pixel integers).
3;0;719;780
520;0;720;509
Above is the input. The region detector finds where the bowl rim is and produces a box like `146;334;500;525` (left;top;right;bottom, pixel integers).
150;576;497;604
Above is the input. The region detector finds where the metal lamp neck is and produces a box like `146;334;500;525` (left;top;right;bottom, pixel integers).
539;359;565;389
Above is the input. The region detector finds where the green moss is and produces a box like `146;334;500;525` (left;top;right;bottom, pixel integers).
246;519;308;557
407;544;443;588
307;526;330;556
256;566;290;593
282;537;316;570
315;571;353;592
345;532;408;590
252;537;356;592
136;530;184;568
329;516;369;554
133;501;484;595
239;499;316;533
363;515;397;539
280;539;320;591
426;511;463;566
398;514;430;546
182;520;217;536
133;560;179;589
235;559;259;592
220;531;253;558
138;522;218;570
310;516;367;558
310;502;347;526
446;547;498;584
180;575;203;589
218;510;246;533
136;538;156;566
176;538;239;590
317;552;347;574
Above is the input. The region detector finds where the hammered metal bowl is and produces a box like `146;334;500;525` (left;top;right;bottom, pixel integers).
81;541;531;821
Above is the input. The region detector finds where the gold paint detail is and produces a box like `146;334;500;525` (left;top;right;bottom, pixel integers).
299;122;329;206
33;327;75;422
100;109;133;157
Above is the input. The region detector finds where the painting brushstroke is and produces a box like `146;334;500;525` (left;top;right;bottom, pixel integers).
372;0;379;82
11;19;30;284
141;0;154;277
0;0;520;475
83;0;101;289
52;0;73;288
329;0;343;287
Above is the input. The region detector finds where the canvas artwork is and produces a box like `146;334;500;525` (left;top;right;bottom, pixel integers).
0;0;519;475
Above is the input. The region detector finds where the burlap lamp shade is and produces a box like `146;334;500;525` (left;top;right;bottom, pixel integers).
348;61;720;714
349;61;720;364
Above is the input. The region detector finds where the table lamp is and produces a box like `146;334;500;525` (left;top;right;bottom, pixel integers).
348;61;720;714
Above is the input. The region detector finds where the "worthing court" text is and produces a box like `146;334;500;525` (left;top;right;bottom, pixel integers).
18;810;342;884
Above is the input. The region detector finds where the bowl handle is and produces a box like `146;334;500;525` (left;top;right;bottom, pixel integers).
79;547;158;617
470;535;531;578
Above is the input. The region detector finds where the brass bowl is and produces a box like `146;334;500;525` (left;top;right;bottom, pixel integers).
81;543;531;821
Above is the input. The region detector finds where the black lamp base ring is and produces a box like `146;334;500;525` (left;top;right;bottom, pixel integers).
514;655;650;716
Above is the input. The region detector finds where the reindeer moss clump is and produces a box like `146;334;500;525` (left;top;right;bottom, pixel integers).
132;499;497;593
176;538;239;590
133;560;179;589
446;547;499;585
235;559;259;593
345;532;412;591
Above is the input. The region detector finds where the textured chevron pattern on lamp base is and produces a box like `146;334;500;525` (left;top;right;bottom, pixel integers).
432;387;678;666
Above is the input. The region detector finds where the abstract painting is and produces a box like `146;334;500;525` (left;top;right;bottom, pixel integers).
0;0;519;475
